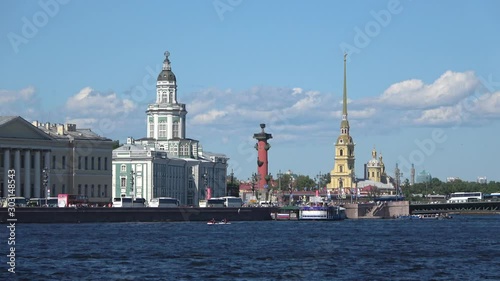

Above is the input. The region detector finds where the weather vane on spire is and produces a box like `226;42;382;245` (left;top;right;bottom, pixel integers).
164;51;170;59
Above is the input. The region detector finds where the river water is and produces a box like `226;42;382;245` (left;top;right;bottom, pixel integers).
1;214;499;280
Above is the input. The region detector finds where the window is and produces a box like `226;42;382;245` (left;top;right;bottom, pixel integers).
169;90;173;103
91;184;95;198
52;155;56;169
159;121;167;138
21;155;24;168
91;157;95;170
173;121;179;138
62;156;66;169
97;157;101;170
78;157;82;170
104;185;108;197
121;164;126;172
98;185;101;198
149;123;154;138
52;184;56;196
31;155;34;169
85;157;88;170
121;177;126;187
339;165;343;173
372;172;375;177
62;184;66;194
84;184;88;196
104;158;108;170
339;149;343;156
78;184;82;195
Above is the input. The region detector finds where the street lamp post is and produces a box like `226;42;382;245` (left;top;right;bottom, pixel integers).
350;171;356;204
338;178;343;204
42;167;49;206
203;172;209;199
130;169;135;200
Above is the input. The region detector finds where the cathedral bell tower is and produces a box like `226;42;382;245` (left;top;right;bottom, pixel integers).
329;53;355;195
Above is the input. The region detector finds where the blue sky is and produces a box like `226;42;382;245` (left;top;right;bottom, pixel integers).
1;0;499;183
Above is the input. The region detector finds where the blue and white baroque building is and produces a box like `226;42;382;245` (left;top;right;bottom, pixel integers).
112;51;228;206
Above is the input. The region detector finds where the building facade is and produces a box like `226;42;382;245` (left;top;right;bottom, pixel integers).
112;51;228;206
329;54;355;194
0;116;113;203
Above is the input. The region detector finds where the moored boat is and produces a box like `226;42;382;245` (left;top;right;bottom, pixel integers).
298;205;346;221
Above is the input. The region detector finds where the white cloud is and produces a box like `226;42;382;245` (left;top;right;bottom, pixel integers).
191;110;228;124
0;86;35;103
378;71;479;109
414;106;466;125
290;90;320;111
65;87;137;115
469;91;500;117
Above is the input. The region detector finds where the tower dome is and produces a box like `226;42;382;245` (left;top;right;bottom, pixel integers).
157;51;176;82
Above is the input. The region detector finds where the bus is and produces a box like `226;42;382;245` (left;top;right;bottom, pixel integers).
206;198;225;207
112;197;134;207
149;197;180;208
133;198;146;207
58;194;89;207
1;197;27;207
28;197;58;207
221;196;244;207
447;192;483;203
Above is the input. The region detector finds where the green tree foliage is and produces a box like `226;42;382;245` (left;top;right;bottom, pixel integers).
402;177;500;198
294;175;316;190
112;140;121;149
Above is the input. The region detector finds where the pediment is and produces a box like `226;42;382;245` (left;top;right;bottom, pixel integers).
0;116;53;140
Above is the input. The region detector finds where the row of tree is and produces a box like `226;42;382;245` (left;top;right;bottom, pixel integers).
401;178;500;199
227;173;332;192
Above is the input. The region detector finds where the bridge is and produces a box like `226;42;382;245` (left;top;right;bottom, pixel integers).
410;201;500;214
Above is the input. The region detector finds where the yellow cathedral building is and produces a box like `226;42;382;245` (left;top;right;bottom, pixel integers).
329;53;355;194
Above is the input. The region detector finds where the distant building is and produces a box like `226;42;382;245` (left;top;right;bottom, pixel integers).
356;148;395;196
0;116;113;203
416;170;432;184
446;177;461;182
112;51;228;206
477;177;487;184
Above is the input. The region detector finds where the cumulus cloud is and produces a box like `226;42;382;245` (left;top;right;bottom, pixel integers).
191;110;228;124
469;91;500;117
0;86;35;103
378;71;479;109
65;87;137;115
414;106;466;126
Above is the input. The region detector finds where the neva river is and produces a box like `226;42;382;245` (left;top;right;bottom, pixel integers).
1;215;499;281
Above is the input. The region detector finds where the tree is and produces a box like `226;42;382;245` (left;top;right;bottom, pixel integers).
295;175;315;191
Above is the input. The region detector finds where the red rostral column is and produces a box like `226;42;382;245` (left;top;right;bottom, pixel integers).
253;123;272;190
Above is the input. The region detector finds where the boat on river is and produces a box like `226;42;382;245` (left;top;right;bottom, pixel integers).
298;205;346;221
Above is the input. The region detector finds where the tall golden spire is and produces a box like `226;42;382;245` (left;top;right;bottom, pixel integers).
342;52;348;119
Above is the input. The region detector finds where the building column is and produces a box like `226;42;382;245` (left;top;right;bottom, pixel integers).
24;150;31;198
34;151;41;197
3;149;10;197
14;150;21;196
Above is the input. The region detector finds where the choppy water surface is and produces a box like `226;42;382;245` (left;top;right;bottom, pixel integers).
1;215;499;280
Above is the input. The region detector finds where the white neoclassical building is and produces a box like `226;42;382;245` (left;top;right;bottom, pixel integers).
0;116;114;203
112;51;228;206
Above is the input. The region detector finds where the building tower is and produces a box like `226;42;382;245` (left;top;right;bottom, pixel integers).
146;51;187;141
329;53;355;194
366;147;382;182
253;123;272;190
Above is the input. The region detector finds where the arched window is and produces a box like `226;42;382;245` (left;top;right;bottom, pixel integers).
339;149;344;156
